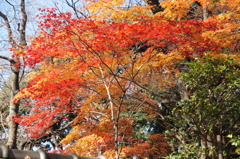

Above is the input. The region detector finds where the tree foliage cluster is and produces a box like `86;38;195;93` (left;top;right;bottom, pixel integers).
4;0;239;159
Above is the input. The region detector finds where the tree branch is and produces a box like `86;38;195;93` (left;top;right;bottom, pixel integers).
0;55;14;62
0;11;16;47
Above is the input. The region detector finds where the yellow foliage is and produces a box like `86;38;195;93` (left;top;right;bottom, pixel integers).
66;134;100;157
159;0;192;20
85;0;152;22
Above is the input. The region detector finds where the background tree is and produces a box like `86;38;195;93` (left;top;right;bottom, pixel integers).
165;54;240;159
0;0;27;149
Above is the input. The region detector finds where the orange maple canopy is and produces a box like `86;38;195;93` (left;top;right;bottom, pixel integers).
15;8;223;158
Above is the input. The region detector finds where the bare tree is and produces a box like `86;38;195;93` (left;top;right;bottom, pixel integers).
0;0;27;149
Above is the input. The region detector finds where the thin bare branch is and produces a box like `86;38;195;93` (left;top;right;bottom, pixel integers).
0;11;16;48
65;0;88;19
5;0;17;18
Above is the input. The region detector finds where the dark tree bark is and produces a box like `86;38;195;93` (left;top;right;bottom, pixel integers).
146;0;164;14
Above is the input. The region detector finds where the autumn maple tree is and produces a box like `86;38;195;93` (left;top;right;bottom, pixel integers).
14;0;239;158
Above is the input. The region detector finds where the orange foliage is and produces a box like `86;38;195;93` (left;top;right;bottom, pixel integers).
158;0;240;52
14;0;239;157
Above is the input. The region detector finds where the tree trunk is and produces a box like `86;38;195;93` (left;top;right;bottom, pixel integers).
201;136;207;159
6;60;20;149
217;135;224;159
202;5;209;20
146;0;164;14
